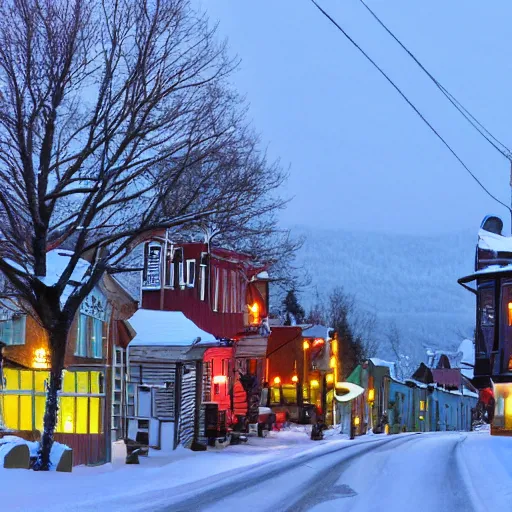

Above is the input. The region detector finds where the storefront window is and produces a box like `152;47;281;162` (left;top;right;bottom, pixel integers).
282;384;297;405
1;369;104;434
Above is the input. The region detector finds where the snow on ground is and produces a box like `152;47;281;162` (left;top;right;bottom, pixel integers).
2;428;511;512
0;427;363;512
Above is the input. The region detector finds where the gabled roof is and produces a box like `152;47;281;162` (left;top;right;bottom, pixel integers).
129;309;217;347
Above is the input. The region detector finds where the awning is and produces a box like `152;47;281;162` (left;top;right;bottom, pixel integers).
346;365;362;386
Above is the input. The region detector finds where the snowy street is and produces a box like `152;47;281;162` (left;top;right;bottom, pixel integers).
2;429;511;512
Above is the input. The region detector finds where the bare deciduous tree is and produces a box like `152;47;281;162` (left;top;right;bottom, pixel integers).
0;0;288;469
385;320;413;381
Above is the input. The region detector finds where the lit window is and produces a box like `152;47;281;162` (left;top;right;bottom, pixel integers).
508;302;512;326
420;400;426;412
186;260;196;287
1;369;104;434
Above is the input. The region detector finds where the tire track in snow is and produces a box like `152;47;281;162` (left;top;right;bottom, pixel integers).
281;433;423;512
299;432;479;512
165;434;422;512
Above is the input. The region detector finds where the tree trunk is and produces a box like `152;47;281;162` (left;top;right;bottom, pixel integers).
34;327;68;471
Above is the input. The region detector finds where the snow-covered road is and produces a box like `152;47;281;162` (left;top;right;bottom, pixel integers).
2;429;511;511
161;431;510;512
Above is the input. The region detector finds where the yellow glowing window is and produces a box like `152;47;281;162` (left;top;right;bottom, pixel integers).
59;397;75;433
4;369;19;390
20;371;32;390
3;395;19;429
282;385;298;404
77;372;89;394
76;397;88;434
90;372;101;394
420;400;426;412
34;372;49;392
19;396;32;431
331;339;338;355
509;302;512;326
62;371;76;393
89;397;100;434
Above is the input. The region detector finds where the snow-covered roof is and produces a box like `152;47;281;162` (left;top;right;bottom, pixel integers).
301;324;332;340
129;310;217;347
42;250;90;286
478;228;512;253
5;249;90;285
458;338;475;379
370;358;397;379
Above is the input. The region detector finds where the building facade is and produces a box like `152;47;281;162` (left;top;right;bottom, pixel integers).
126;233;270;449
0;264;136;466
459;215;512;435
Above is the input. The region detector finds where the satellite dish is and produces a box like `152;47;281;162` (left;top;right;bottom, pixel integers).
481;215;503;236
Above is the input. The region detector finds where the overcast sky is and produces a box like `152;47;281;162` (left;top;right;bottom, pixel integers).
194;0;512;235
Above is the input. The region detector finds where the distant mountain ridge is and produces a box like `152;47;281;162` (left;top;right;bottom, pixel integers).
290;225;477;364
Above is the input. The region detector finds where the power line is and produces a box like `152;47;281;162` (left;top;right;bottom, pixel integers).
357;0;512;161
309;0;512;214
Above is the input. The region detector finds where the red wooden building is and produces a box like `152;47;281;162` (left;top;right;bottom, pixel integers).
127;232;270;449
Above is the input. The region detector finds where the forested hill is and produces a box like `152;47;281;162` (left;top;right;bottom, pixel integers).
290;226;476;363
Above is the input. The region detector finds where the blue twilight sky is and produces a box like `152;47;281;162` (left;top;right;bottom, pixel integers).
194;0;512;235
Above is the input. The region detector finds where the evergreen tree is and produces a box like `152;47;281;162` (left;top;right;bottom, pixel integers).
282;289;306;325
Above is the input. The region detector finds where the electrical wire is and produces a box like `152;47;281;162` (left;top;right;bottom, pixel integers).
309;0;512;214
357;0;512;161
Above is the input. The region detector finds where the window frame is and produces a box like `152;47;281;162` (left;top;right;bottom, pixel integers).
186;259;196;288
75;313;105;359
164;247;174;288
0;314;26;346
